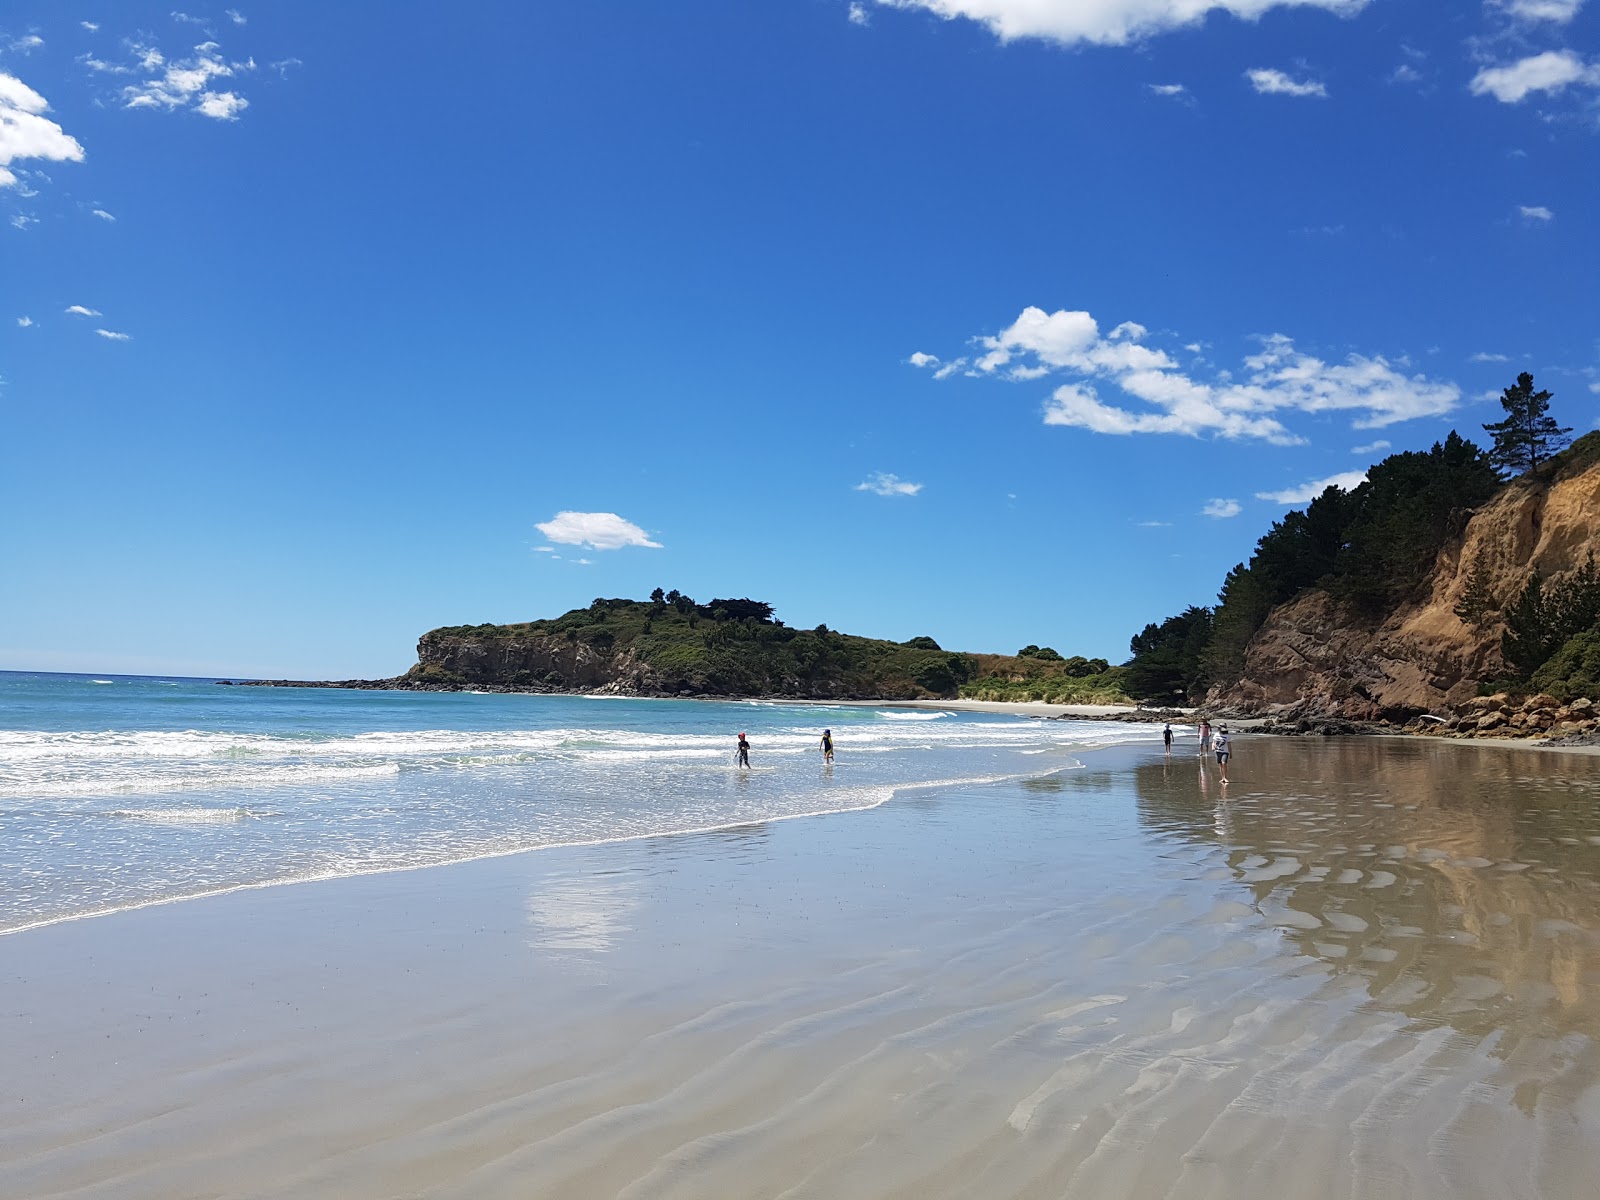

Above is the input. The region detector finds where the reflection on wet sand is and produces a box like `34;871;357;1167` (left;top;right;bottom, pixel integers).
1133;737;1600;1104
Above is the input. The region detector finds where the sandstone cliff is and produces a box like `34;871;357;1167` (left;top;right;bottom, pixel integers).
1221;436;1600;721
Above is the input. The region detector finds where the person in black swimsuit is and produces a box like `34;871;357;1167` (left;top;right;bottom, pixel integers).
736;733;750;768
821;729;834;764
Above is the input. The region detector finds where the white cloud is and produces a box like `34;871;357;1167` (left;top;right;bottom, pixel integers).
9;35;44;54
227;8;248;24
1255;470;1368;504
1137;520;1173;527
1470;352;1510;363
64;304;101;316
91;207;115;221
872;0;1367;49
938;305;1460;444
856;471;924;496
1351;439;1390;454
16;315;33;327
1470;50;1598;102
0;73;86;190
94;328;131;341
849;2;870;24
1492;0;1584;21
534;511;662;550
196;90;248;119
81;21;100;32
1390;63;1423;85
1202;499;1242;518
1519;204;1554;221
8;213;35;230
932;357;967;379
908;351;939;367
1149;82;1187;96
1246;67;1327;97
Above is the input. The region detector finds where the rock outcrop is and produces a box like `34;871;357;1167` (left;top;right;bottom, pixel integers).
1218;439;1600;724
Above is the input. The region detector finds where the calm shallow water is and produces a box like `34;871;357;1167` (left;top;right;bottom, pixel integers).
0;671;1147;932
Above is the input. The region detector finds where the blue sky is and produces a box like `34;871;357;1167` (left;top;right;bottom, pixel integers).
2;0;1596;678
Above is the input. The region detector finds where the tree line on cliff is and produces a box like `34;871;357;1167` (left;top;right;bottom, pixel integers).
1123;373;1600;705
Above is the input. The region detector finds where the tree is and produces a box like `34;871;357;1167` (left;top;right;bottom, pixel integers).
1126;606;1214;703
1482;372;1571;477
650;587;665;604
1453;548;1494;626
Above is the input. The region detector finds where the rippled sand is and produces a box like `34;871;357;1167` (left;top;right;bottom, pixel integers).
4;736;1599;1199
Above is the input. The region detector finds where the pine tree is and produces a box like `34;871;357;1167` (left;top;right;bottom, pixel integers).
1482;372;1571;477
1453;548;1494;626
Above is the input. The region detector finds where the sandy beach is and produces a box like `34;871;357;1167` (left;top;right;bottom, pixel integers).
6;733;1600;1199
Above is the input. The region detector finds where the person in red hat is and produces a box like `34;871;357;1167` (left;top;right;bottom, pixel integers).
736;732;750;768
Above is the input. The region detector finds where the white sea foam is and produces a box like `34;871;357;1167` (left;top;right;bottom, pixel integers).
0;680;1158;934
877;711;949;720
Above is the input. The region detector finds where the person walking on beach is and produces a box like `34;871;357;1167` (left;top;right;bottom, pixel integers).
820;728;834;764
1162;723;1174;753
736;732;750;769
1198;718;1212;751
1213;725;1231;782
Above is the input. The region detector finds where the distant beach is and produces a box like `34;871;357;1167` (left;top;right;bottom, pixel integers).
5;720;1600;1198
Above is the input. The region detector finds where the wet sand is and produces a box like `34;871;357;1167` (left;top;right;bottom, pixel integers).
5;736;1600;1199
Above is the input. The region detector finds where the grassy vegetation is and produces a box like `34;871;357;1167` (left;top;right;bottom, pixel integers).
959;653;1131;704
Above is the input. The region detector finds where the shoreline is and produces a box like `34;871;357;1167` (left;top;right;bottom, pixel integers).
0;727;1158;942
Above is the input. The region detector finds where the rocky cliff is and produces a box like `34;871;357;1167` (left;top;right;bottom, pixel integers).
1221;435;1600;723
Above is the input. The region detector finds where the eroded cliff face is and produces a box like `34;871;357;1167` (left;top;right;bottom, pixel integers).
408;632;874;699
1222;452;1600;720
411;632;669;693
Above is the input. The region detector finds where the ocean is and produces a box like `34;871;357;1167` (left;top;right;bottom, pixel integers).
0;671;1154;934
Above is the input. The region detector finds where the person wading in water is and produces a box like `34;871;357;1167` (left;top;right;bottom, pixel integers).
736;732;750;769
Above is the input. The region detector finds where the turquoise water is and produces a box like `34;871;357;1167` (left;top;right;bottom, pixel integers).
0;672;1155;933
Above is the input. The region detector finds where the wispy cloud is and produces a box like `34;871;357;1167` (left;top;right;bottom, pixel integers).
1137;519;1173;527
226;8;248;24
1519;204;1554;221
80;21;100;32
534;511;661;550
1149;82;1187;97
8;213;35;230
848;2;870;25
1202;499;1242;519
1492;0;1584;22
120;41;255;120
0;73;86;190
1255;470;1367;505
8;34;44;54
1246;67;1328;97
856;472;924;497
1470;352;1510;363
1351;439;1390;455
94;328;131;341
64;304;101;316
91;207;115;221
1470;50;1599;103
16;315;34;327
921;305;1460;445
862;1;1368;49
